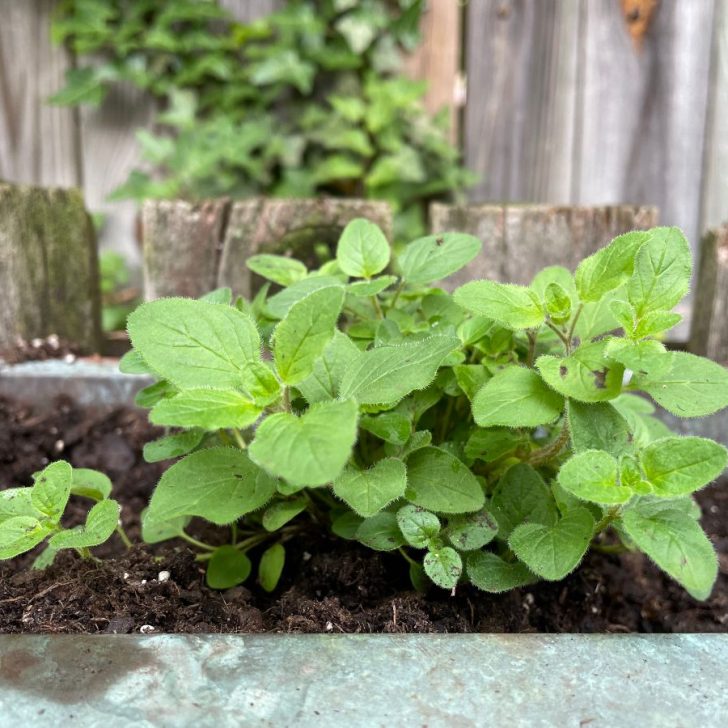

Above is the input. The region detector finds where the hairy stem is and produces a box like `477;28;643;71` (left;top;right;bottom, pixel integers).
526;330;538;367
231;429;247;450
567;303;585;351
179;531;217;552
116;524;133;550
527;420;570;466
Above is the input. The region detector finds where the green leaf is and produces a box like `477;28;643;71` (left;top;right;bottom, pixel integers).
143;430;205;463
471;366;563;428
127;298;261;389
241;361;282;407
634;310;682;338
246;254;307;286
558;451;633;505
141;510;188;545
199;288;232;305
575;231;650;302
398;233;482;285
334;458;407;518
606;339;671;378
31;461;72;522
568;401;633;458
273;286;345;385
360;412;411;445
454;281;544;330
206;546;252;589
640;437;728;497
331;511;364;540
466;552;537;593
339;336;459;405
135;380;176;409
150;388;262;430
146;448;276;526
71;468;112;501
0;516;50;559
544;282;572;324
348;275;398;297
405;447;484;513
633;351;728;418
445;510;498;551
297;331;361;405
464;428;523;463
262;498;307;531
627;227;691;316
490;463;558;539
48;499;120;550
259;542;286;592
391;430;433;459
509;507;595;581
621;501;717;600
266;276;345;319
396;505;440;548
537;340;624;403
249;399;359;487
118;349;153;375
356;511;405;551
0;489;39;524
423;547;462;589
336;218;390;278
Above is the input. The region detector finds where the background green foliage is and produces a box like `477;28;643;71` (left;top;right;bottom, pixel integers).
50;0;474;238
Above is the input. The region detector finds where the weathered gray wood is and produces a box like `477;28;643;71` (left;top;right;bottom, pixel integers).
689;225;728;363
0;183;101;352
142;199;230;300
218;198;393;298
0;0;81;187
464;0;581;203
430;203;658;288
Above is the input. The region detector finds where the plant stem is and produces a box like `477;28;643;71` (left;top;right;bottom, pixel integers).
371;294;384;319
282;387;291;412
398;547;418;566
231;429;247;450
526;330;538;367
388;280;405;310
567;303;584;351
545;321;570;351
439;396;455;443
527;420;570;466
179;531;217;552
594;506;623;534
116;524;133;550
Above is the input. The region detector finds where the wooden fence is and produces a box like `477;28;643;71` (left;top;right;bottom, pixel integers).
1;0;727;269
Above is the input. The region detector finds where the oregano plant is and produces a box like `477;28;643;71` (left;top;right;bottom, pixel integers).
112;221;728;599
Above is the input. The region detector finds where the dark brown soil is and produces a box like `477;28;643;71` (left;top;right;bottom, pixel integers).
1;395;727;634
0;335;85;365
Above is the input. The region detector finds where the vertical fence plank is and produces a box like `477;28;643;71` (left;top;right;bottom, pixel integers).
464;0;581;203
0;0;81;187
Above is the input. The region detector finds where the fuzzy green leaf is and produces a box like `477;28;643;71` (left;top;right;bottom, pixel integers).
454;281;544;330
0;516;51;560
259;542;286;592
340;336;459;405
445;510;498;551
273;286;345;385
396;505;440;548
405;447;484;513
0;489;39;524
297;331;361;405
31;461;72;523
118;349;153;375
334;458;407;518
143;429;205;463
246;254;307;286
262;498;307;532
71;469;112;501
466;552;536;593
146;448;276;526
336;218;390;277
471;366;563;428
249;399;359;487
360;412;411;445
464;428;524;463
127;298;261;389
509;507;595;581
621;502;717;600
150;389;262;430
206;546;251;589
265;276;344;319
568;401;633;458
49;499;120;550
424;547;462;589
398;232;481;285
356;511;405;551
558;450;633;505
348;275;398;296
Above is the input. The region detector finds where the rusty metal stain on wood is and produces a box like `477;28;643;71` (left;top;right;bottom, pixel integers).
621;0;660;50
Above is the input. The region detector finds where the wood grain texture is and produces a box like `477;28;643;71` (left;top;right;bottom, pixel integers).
0;0;81;187
403;0;462;141
0;183;101;351
430;202;657;287
689;225;728;363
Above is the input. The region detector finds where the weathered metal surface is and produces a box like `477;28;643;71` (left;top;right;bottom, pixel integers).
0;634;725;727
0;359;151;408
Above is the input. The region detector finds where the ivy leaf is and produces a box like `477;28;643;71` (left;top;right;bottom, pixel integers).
396;505;441;548
48;499;120;550
334;458;407;518
509;507;595;581
70;469;113;501
445;510;498;551
143;429;205;463
424;547;462;589
150;389;262;430
336;218;390;278
262;498;307;532
454;281;544;330
633;351;728;418
31;461;72;523
640;437;728;497
575;231;650;302
146;448;276;526
405;447;484;513
490;463;558;539
297;331;361;405
127;299;261;389
558;450;633;505
398;232;481;285
356;511;405;551
273;286;345;385
258;542;286;592
537;340;624;403
246;254;307;286
621;501;717;600
249;399;359;487
0;516;51;559
568;401;633;458
466;551;537;593
471;366;563;428
339;336;459;405
627;227;692;316
206;546;251;589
